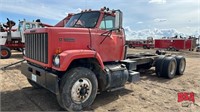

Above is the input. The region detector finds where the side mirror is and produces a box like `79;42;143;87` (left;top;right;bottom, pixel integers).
115;10;123;29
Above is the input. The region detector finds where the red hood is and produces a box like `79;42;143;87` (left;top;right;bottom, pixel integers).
24;27;91;68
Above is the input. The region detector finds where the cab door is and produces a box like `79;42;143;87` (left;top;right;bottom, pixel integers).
92;14;125;62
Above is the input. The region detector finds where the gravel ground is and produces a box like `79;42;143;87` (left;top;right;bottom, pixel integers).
0;49;200;112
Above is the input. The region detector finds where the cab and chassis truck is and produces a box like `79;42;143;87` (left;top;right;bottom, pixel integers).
21;8;186;111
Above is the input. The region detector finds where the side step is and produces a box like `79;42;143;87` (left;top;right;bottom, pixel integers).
128;70;140;83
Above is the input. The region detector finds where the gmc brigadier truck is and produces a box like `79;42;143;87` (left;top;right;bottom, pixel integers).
21;7;186;111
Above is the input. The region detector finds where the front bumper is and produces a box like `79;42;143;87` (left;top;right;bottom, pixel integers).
21;62;59;94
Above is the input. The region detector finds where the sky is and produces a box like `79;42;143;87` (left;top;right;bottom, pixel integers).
0;0;200;40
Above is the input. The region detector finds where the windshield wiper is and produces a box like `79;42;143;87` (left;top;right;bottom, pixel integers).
72;13;83;27
100;28;119;44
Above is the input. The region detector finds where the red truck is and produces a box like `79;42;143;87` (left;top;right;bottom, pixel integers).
154;38;196;51
127;38;154;49
21;7;186;111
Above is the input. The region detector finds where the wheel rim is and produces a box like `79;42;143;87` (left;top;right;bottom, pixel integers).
71;78;92;104
1;50;8;57
169;60;176;75
179;59;185;72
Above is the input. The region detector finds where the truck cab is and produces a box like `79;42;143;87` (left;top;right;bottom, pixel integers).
23;8;125;68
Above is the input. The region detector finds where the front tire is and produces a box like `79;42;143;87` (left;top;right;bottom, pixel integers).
59;67;98;111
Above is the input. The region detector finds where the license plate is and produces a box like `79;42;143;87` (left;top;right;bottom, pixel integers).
31;74;37;82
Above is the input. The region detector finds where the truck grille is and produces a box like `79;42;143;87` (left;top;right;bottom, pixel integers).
25;33;48;64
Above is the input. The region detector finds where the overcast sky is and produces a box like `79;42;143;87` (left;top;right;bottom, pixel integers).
0;0;199;39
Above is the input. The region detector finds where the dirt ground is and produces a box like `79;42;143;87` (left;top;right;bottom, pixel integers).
0;49;200;112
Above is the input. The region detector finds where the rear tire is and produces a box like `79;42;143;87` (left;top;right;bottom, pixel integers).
155;55;166;77
143;45;147;49
0;46;11;59
175;56;186;75
166;48;170;51
171;47;176;51
162;57;177;79
59;67;98;111
129;44;132;48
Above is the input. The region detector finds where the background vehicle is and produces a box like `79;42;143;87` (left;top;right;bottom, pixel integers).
154;36;197;51
21;7;186;111
0;18;52;59
196;45;200;52
127;37;154;49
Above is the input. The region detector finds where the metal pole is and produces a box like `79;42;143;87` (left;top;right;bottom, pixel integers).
0;59;25;70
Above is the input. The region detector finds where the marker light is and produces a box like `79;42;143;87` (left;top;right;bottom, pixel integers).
55;48;62;54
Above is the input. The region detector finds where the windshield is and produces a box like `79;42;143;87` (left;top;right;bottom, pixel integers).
18;22;23;31
65;11;100;28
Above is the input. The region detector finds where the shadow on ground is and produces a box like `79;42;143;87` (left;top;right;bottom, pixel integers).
139;68;183;83
1;86;132;111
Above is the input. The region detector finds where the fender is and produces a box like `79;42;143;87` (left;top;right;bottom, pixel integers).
52;50;104;71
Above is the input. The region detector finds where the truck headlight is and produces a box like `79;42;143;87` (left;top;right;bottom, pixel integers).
53;55;60;67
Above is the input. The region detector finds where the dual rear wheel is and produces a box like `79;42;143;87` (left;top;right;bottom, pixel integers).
155;56;186;79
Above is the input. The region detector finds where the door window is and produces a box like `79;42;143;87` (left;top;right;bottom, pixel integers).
99;15;115;30
25;23;31;29
32;24;36;28
18;22;23;31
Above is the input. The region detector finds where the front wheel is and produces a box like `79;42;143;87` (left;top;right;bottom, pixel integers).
59;67;98;111
0;46;11;59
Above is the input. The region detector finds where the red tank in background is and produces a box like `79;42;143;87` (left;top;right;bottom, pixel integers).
154;36;197;51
